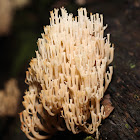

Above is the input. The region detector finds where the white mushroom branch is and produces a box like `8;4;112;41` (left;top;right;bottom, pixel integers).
20;7;114;140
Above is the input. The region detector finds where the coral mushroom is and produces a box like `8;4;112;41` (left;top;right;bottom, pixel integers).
0;0;30;35
20;7;114;139
0;79;20;116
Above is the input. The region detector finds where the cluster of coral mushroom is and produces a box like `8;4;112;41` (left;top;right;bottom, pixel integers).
20;7;114;140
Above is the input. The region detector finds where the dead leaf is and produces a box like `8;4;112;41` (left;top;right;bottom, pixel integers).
101;94;114;119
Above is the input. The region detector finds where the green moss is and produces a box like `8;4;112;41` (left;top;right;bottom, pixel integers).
125;123;129;129
84;136;95;140
130;63;136;69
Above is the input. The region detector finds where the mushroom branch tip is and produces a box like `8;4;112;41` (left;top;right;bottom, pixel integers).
20;7;114;140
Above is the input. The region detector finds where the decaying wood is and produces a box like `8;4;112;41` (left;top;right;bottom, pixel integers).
99;8;140;140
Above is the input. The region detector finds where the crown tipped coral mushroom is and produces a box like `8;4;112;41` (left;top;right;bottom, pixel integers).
20;7;114;139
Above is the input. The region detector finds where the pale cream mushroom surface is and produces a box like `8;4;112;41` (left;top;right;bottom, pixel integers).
20;7;114;140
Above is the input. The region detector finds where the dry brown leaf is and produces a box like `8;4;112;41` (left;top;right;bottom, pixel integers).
101;94;114;118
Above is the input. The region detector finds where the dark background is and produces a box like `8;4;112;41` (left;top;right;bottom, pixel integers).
0;0;140;140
